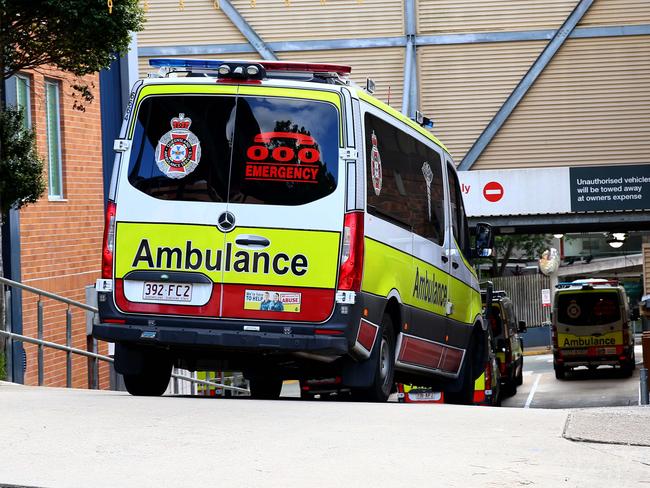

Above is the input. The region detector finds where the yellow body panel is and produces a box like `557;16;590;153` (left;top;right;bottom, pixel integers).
115;222;340;289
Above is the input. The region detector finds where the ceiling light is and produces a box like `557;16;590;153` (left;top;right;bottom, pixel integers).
553;234;564;239
607;239;624;249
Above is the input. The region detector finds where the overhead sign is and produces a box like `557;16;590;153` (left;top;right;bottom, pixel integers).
458;167;570;216
483;181;504;202
569;165;650;212
459;164;650;217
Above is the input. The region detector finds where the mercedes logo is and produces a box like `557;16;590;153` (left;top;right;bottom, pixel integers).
217;211;236;232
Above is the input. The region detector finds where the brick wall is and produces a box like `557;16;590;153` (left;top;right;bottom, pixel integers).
16;66;109;388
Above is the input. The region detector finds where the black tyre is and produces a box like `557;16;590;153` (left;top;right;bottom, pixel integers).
248;377;284;400
515;358;524;386
446;337;476;405
554;364;566;380
123;354;172;396
352;314;396;402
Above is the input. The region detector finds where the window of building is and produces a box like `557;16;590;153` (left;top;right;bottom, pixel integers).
45;80;64;199
15;75;31;129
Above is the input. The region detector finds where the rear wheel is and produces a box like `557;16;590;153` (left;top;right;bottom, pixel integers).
352;314;395;402
123;353;173;396
446;337;476;405
248;377;284;400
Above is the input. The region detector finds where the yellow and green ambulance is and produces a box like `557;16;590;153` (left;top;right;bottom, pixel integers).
552;279;636;379
94;59;493;402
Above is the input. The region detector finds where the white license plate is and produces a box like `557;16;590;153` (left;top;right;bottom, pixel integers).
408;391;442;402
143;282;192;302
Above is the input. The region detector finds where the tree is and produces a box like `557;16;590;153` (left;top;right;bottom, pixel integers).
0;0;145;374
489;234;552;277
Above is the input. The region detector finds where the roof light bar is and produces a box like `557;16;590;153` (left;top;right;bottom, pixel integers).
148;58;352;76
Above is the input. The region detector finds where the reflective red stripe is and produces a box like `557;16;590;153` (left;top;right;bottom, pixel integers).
356;319;378;351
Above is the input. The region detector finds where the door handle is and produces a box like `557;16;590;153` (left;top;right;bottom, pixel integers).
441;256;449;263
452;261;459;269
235;235;270;248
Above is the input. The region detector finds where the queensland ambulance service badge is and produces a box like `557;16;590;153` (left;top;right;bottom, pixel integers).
156;113;201;179
370;131;382;196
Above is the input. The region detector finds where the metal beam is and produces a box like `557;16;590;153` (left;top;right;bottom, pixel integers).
137;24;650;58
458;0;594;170
217;0;277;60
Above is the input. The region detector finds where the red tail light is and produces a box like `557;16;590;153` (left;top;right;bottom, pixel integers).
485;363;492;389
102;201;117;279
337;211;364;291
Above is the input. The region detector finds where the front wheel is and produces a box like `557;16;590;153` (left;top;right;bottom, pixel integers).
352;314;395;402
554;364;566;380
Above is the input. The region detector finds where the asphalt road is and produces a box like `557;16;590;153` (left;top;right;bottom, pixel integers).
502;345;643;409
1;381;649;488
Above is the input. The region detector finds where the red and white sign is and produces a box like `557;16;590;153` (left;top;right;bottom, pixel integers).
483;181;504;202
541;288;551;308
458;167;571;217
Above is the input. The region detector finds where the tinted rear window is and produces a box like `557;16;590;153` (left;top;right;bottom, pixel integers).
557;292;620;326
128;94;339;205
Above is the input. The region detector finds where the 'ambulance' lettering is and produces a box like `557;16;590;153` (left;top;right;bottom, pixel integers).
132;239;309;276
412;267;447;308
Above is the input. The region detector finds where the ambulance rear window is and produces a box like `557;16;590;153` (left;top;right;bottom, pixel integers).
127;94;339;206
557;292;620;326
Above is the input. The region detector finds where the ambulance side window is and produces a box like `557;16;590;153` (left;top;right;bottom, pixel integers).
364;113;445;243
364;114;411;228
446;163;471;258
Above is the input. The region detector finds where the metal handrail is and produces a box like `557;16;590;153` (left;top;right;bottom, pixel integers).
0;330;249;394
0;276;97;312
1;276;249;394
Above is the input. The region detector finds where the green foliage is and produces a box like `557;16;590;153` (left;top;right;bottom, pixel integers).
0;349;6;381
489;234;552;277
1;0;145;79
0;107;45;216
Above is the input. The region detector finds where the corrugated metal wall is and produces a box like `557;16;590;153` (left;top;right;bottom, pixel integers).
491;274;552;327
476;35;650;170
417;0;575;34
229;0;404;41
136;1;650;169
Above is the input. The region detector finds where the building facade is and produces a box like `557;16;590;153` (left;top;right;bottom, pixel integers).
3;67;110;387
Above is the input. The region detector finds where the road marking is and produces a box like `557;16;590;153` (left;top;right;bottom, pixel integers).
524;374;542;409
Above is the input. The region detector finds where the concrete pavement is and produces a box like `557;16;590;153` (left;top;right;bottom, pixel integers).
1;382;649;488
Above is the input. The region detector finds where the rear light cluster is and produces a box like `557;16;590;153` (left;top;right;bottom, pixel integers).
102;201;116;280
337;212;364;292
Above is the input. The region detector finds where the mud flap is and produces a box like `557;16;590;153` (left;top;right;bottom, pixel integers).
341;327;382;388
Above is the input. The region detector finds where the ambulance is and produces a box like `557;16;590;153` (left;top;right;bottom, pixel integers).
94;59;493;402
552;279;636;379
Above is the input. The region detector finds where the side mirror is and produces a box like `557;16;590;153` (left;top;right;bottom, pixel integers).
474;222;493;258
518;320;527;333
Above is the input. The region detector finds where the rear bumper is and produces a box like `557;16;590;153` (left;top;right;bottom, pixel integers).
94;290;362;356
554;347;633;368
93;322;350;355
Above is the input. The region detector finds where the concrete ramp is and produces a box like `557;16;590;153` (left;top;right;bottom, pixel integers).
564;407;650;447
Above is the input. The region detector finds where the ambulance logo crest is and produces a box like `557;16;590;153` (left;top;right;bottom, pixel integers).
370;131;382;196
422;162;434;221
155;113;202;179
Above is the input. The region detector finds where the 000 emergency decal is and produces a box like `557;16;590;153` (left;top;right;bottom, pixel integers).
115;223;340;289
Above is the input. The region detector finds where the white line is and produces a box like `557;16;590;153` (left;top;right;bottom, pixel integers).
484;189;502;195
524;374;542;409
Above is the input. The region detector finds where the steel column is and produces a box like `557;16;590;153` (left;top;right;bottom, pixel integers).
66;308;72;388
37;299;43;386
402;0;417;117
458;0;594;170
217;0;277;60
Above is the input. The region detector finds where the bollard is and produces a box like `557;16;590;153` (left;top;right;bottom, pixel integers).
37;298;43;386
641;368;649;406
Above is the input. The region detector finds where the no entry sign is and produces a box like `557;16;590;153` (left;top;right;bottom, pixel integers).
483;181;504;202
